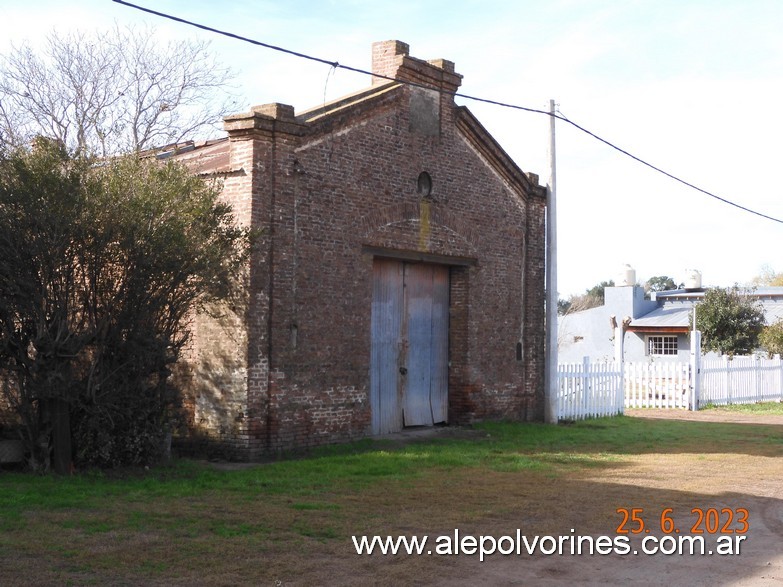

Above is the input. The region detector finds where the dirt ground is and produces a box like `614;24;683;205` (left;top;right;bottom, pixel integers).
314;409;783;587
443;409;783;587
626;407;783;427
3;409;781;586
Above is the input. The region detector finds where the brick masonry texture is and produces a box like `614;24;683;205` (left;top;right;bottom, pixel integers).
176;40;548;459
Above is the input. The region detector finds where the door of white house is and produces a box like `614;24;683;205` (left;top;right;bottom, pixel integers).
370;258;449;434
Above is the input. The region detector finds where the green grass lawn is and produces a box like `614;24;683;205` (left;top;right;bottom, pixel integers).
702;401;783;415
1;414;781;585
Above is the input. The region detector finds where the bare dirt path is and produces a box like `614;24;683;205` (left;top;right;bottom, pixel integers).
430;409;783;586
4;409;780;586
318;409;783;586
626;406;783;426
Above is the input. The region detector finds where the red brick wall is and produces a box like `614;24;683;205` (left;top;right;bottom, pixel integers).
180;41;547;458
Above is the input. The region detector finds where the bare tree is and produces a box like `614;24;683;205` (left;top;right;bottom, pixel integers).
0;99;26;148
0;24;237;156
751;264;783;287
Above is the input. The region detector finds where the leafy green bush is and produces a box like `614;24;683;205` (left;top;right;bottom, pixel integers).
760;320;783;357
0;140;249;471
694;287;765;356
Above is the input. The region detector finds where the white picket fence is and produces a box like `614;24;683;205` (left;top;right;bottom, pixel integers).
557;355;783;420
557;358;624;420
700;355;783;407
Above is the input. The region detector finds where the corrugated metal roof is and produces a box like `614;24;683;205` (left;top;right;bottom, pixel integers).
631;298;783;329
630;306;691;328
753;287;783;298
763;302;783;323
168;138;233;175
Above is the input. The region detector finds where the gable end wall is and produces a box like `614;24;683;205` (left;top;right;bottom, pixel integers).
181;61;546;458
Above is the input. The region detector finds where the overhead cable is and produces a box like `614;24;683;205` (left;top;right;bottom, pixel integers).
111;0;783;225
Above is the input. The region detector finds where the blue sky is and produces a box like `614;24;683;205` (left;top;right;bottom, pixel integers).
2;1;782;296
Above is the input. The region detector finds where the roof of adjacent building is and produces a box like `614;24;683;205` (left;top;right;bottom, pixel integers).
761;302;783;323
652;286;783;301
140;138;232;176
631;286;783;331
629;305;691;329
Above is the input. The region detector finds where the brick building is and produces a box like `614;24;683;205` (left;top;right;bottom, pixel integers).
172;40;548;459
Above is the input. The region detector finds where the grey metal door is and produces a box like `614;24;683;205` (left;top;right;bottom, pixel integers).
371;258;449;434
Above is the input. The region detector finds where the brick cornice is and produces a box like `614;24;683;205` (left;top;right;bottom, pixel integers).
224;104;306;138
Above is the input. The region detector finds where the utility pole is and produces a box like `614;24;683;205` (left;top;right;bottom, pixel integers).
544;99;559;424
690;303;701;410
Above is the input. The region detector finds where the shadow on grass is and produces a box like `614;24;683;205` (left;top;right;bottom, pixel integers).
2;415;781;507
1;455;781;587
2;412;783;587
340;480;783;587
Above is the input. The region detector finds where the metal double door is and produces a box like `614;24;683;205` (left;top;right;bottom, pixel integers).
371;258;448;434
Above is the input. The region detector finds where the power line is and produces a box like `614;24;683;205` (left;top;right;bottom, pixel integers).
112;0;783;225
555;109;783;225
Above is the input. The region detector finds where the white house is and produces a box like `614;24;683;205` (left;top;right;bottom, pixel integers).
558;270;783;364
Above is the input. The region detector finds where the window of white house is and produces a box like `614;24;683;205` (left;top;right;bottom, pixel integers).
647;335;678;356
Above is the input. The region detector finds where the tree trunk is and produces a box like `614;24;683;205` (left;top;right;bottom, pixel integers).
48;397;72;475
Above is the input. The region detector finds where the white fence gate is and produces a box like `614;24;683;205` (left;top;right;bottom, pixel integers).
625;361;691;409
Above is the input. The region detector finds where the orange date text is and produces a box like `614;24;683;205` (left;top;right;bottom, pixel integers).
615;507;749;535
